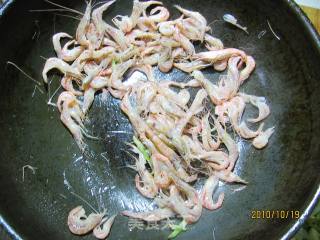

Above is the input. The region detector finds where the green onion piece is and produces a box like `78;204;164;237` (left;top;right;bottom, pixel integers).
112;59;117;69
168;220;187;239
133;136;151;163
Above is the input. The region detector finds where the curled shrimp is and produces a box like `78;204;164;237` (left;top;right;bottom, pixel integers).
67;206;104;235
174;5;207;41
252;126;275;149
93;215;116;239
201;175;225;210
240;93;270;123
57;91;85;148
240;55;256;83
149;6;170;22
158;21;175;36
52;32;81;62
42;58;82;83
61;76;83;96
129;0;163;28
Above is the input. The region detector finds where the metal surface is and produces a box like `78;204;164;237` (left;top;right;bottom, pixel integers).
0;0;319;239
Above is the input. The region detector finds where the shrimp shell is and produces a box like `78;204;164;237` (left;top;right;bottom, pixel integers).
67;206;103;235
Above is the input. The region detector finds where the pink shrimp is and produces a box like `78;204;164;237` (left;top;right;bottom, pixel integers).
193;48;247;63
252;127;275;149
52;32;83;62
76;1;91;47
42;58;82;83
174;5;207;41
67;206;104;235
201;113;220;151
93;215;116;240
149;6;170;22
173;29;195;56
174;60;210;73
240;55;256;83
204;33;224;51
201;175;225;210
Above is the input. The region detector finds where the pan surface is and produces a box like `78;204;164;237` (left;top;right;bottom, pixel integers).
0;0;320;239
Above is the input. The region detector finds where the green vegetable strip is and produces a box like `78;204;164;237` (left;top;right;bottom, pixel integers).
133;136;151;163
168;220;187;239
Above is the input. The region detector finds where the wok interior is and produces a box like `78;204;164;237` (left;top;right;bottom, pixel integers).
0;0;320;239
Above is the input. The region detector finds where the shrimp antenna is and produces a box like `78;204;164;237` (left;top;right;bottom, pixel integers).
6;61;42;86
70;191;99;213
44;0;84;15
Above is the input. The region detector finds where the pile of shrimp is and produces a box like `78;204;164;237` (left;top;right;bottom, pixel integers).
41;0;275;238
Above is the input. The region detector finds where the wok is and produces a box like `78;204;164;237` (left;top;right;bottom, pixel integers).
0;0;320;239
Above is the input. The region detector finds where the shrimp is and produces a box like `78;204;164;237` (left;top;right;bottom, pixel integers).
213;117;239;171
104;22;129;50
122;208;175;222
176;18;203;41
134;150;158;198
174;89;207;135
149;6;170;22
193;48;247;63
61;76;83;96
204;33;224;51
238;121;264;139
173;29;195;56
42;58;82;83
61;40;85;62
109;59;136;90
239;55;256;83
92;0;117;47
201;175;225;210
129;0;163;28
169;175;202;223
52;32;81;62
136;16;158;32
192;70;223;105
82;87;96;114
215;170;248;184
93;215;116;239
57;92;84;148
216;56;241;101
90;76;109;89
240;93;270;123
174;60;210;73
158;21;175;36
77;47;114;63
174;5;207;41
252;127;275;149
76;1;91;47
67;206;104;235
158;46;173;73
201;113;220;151
113;15;134;33
152;153;172;188
213;60;228;71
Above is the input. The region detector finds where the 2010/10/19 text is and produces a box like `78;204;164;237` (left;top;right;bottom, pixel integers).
251;210;300;219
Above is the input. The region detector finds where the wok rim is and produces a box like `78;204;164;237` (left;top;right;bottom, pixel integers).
0;0;319;239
